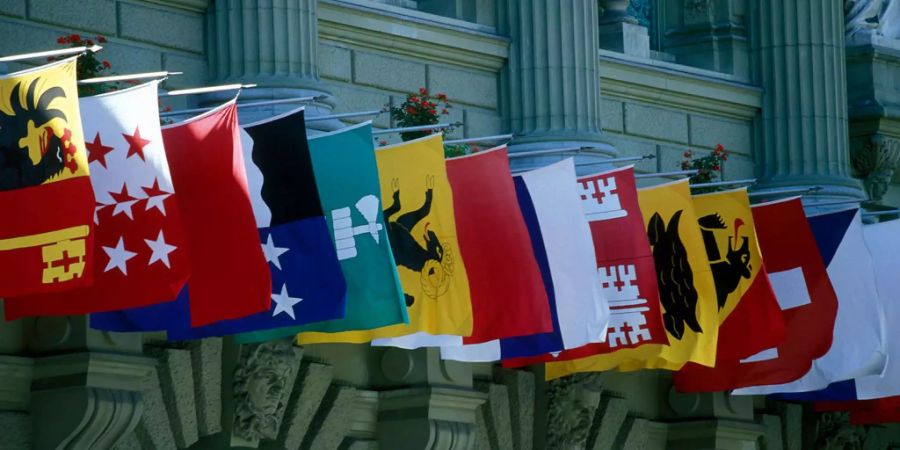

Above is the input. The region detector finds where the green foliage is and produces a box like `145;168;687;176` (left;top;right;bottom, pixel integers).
681;143;730;192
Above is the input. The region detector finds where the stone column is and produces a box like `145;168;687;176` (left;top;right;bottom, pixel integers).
750;0;865;204
498;0;616;172
206;0;334;125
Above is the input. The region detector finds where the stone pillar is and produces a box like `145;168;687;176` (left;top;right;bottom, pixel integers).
750;0;865;205
662;0;750;79
371;347;485;449
598;0;651;59
206;0;334;125
498;0;616;172
22;316;154;449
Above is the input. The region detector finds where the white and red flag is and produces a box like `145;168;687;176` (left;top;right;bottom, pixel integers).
5;81;188;318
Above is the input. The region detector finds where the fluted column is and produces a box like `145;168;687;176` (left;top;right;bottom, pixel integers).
750;0;865;204
499;0;616;171
206;0;334;124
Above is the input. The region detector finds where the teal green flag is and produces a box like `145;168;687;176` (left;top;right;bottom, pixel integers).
236;122;408;343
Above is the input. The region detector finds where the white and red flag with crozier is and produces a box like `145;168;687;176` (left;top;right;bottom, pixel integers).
5;81;189;319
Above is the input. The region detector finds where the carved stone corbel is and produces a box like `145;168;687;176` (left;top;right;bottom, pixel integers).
851;136;900;202
812;412;867;450
231;339;301;445
545;373;605;450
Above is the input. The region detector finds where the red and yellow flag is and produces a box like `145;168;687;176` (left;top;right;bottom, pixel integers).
545;180;719;379
0;58;94;297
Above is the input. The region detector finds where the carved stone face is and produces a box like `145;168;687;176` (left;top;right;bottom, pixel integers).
232;340;297;441
246;366;289;418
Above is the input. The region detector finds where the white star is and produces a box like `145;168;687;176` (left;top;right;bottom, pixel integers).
261;234;289;270
111;197;139;220
145;193;170;216
103;237;138;275
144;230;177;268
94;204;108;225
271;284;303;319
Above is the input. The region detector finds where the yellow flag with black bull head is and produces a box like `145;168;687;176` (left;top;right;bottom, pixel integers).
545;179;718;379
299;134;472;344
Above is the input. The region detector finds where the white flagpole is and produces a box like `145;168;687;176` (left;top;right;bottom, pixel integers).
0;45;103;63
634;169;698;179
443;134;514;145
159;95;323;118
372;122;460;136
305;109;382;123
78;71;180;85
803;198;866;208
747;186;823;199
862;209;900;218
690;178;757;189
507;146;594;158
577;154;656;166
159;83;256;97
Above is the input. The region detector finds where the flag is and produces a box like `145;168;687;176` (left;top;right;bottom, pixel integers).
5;81;188;318
235;121;405;343
442;146;551;344
544;179;718;379
494;166;664;367
0;58;95;297
673;197;838;392
733;209;885;396
91;108;349;337
158;101;271;327
161;108;346;339
441;158;609;362
299;134;472;345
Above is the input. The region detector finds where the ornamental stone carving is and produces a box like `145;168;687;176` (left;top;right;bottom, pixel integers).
599;0;637;25
546;373;604;450
813;412;867;450
684;0;713;23
232;339;297;441
852;136;900;202
845;0;900;39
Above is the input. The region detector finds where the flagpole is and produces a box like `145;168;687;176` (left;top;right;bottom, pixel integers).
0;45;103;63
444;134;515;145
747;186;823;199
577;154;656;166
159;95;323;118
78;71;181;85
634;169;698;179
862;209;900;218
507;146;591;158
802;198;866;208
371;122;461;136
159;83;257;97
690;178;757;189
306;109;383;123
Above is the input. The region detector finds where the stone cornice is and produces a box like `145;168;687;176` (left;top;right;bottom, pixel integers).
599;50;762;122
134;0;210;13
318;0;509;73
31;352;156;392
0;355;33;411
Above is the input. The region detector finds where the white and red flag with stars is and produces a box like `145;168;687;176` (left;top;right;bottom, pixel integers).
5;81;189;318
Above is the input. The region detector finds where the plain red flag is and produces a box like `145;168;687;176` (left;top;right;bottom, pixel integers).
673;197;837;392
161;101;270;327
446;146;551;343
5;82;190;319
502;165;665;368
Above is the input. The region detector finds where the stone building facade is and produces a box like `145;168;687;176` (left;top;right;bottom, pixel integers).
1;0;900;448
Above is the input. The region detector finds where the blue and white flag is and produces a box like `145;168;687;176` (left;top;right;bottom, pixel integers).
441;158;609;362
734;209;886;396
91;109;348;337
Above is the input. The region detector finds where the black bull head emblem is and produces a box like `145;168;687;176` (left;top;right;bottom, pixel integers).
698;214;752;310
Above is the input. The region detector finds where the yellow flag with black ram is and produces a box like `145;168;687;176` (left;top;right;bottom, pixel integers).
546;179;718;379
0;58;94;297
299;134;473;344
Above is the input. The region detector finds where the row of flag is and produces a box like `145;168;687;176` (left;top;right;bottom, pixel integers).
1;58;898;423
